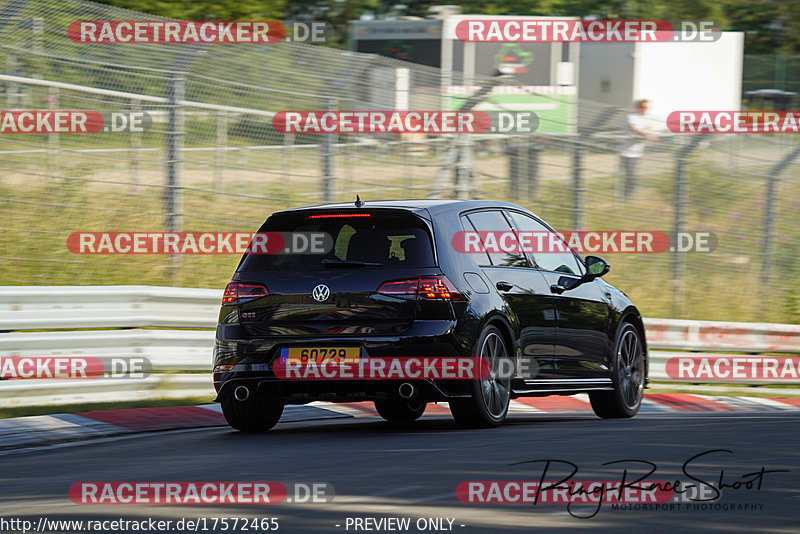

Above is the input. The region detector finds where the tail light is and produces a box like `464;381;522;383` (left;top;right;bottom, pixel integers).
222;282;269;304
378;276;464;301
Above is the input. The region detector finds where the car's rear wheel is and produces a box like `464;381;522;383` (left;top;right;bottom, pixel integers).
590;322;644;418
449;325;511;428
221;397;284;432
374;400;427;422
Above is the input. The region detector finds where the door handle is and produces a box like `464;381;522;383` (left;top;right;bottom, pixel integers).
550;284;566;294
496;281;513;292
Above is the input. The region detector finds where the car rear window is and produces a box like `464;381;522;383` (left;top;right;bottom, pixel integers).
238;210;436;272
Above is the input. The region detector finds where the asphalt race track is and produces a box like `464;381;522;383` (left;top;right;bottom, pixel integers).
1;409;798;533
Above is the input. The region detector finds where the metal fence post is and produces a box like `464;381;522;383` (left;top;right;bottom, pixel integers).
281;132;294;180
129;98;141;193
762;145;800;284
165;73;184;282
429;146;458;199
430;71;501;200
32;16;42;54
673;154;688;317
572;106;620;231
507;139;522;199
527;140;542;200
47;86;58;170
4;57;17;107
454;135;474;200
321;95;334;202
672;135;706;317
762;170;778;286
213;111;227;192
166;73;184;233
572;141;586;230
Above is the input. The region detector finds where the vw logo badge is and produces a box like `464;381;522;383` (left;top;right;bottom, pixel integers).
312;284;330;302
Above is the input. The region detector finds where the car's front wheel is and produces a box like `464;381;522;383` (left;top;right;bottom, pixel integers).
589;322;644;418
449;325;511;428
221;397;284;432
374;400;427;422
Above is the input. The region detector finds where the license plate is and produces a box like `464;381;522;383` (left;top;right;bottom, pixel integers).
280;347;360;365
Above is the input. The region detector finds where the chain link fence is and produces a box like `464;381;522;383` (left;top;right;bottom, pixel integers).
1;0;799;324
743;54;800;94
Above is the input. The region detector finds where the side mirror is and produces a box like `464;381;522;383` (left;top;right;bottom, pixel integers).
556;256;610;293
584;256;610;279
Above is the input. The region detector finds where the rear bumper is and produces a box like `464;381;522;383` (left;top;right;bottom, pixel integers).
213;319;471;403
216;377;472;404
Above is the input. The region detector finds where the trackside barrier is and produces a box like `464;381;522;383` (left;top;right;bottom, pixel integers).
0;286;220;330
642;318;800;353
0;286;798;407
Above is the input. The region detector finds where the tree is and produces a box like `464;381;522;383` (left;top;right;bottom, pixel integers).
96;0;287;21
92;0;800;54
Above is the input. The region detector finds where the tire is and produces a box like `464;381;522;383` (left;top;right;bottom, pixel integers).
449;325;511;428
374;400;427;422
590;322;644;419
221;397;284;432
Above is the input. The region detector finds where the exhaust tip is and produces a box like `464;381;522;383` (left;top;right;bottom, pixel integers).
233;385;250;402
398;382;415;399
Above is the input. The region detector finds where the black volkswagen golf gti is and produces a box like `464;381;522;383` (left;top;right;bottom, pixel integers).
213;200;647;430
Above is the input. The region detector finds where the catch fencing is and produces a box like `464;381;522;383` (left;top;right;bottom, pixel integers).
0;0;799;325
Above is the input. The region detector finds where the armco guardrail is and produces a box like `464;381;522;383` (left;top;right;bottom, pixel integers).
642;318;800;353
0;286;220;330
0;286;798;408
0;286;220;407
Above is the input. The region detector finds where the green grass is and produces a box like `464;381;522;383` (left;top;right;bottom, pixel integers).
1;139;799;323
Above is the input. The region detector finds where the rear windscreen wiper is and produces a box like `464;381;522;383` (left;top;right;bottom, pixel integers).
321;259;383;268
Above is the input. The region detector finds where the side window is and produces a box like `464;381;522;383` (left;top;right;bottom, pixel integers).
465;210;528;268
460;215;492;265
507;211;584;275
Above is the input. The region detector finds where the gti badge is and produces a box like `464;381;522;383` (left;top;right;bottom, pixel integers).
312;284;330;302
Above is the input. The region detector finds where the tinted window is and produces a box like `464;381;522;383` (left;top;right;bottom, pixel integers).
507;211;584;275
465;210;528;268
460;215;492;266
238;211;435;272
